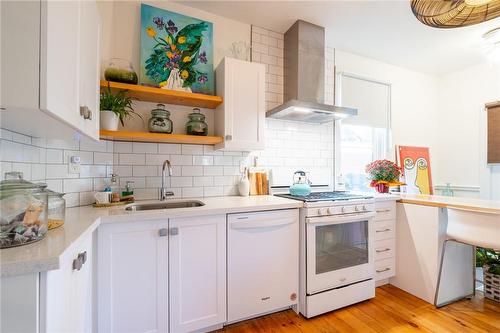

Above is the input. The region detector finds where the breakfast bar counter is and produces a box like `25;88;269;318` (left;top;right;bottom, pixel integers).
398;193;500;214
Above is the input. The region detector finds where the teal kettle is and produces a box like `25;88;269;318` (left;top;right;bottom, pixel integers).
289;171;311;196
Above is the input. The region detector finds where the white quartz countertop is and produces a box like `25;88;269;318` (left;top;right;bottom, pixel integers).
0;196;302;277
398;194;500;214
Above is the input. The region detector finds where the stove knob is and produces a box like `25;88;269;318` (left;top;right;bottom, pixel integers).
317;208;326;216
327;207;335;214
363;205;367;211
355;206;359;212
341;207;346;213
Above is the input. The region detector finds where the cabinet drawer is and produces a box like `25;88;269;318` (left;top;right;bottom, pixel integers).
374;201;396;221
374;220;395;241
374;239;395;261
375;258;395;281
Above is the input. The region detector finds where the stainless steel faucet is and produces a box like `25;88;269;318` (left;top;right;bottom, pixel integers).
160;159;174;200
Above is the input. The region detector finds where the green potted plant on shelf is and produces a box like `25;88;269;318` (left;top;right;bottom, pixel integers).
476;248;500;302
100;85;142;131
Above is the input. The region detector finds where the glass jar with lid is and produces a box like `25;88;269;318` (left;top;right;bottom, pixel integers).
148;103;173;133
46;190;66;230
0;172;48;248
186;108;208;136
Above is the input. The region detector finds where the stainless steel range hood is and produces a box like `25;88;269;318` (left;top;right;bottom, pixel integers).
266;20;357;123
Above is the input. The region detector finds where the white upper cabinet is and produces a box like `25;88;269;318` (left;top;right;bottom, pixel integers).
169;215;226;333
0;0;100;140
215;58;266;151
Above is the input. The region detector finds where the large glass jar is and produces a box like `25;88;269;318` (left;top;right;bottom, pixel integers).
186;108;208;136
148;104;173;133
104;58;138;85
46;190;66;230
0;172;48;248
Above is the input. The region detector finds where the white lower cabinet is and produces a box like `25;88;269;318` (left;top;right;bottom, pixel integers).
98;215;226;333
373;200;397;284
0;232;94;333
169;215;226;333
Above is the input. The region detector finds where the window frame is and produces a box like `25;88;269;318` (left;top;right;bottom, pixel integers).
334;71;392;190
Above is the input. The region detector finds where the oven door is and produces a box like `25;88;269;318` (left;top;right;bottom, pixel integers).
306;212;375;295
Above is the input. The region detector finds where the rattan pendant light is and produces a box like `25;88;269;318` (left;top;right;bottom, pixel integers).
411;0;500;28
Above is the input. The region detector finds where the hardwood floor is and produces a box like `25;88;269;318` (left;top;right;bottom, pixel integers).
216;285;500;333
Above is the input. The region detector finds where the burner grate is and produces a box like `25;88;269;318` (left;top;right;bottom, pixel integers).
275;191;373;202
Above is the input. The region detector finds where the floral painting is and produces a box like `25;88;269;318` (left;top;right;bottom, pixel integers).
140;4;214;95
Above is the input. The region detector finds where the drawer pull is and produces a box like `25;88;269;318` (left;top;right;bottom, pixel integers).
376;248;391;253
376;228;391;233
376;209;391;213
158;228;168;237
376;267;391;273
72;251;87;271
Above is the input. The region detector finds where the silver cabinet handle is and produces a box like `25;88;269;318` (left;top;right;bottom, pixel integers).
169;227;179;236
376;248;391;253
159;228;168;237
72;251;87;271
376;209;391;213
376;228;391;233
376;268;391;273
80;106;92;120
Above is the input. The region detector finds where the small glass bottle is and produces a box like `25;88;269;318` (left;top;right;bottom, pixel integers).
104;58;138;84
148;104;173;134
186;108;208;136
46;190;66;230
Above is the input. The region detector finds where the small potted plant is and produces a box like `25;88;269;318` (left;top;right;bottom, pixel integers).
100;85;142;131
366;159;404;193
477;248;500;302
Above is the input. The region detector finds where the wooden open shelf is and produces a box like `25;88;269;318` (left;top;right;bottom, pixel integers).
100;80;223;109
100;130;223;145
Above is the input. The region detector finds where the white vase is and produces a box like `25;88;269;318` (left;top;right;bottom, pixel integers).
238;173;250;197
163;68;192;92
100;110;119;131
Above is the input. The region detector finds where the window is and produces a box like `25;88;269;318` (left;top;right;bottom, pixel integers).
336;73;391;191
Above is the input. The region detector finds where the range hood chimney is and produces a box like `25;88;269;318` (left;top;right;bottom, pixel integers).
266;20;357;123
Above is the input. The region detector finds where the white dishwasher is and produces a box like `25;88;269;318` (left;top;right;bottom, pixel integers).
227;208;299;323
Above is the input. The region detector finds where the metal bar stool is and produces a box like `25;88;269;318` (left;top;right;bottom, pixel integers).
435;207;500;307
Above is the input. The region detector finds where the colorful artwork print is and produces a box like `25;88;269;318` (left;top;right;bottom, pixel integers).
397;146;433;195
140;4;214;95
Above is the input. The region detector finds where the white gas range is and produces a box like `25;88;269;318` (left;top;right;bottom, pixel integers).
275;191;376;318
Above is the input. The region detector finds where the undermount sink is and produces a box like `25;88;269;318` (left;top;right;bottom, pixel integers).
125;200;205;211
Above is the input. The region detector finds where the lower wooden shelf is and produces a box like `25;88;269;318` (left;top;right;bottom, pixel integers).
100;130;223;145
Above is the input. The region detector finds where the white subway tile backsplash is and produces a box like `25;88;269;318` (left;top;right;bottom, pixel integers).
134;188;159;200
0;129;13;140
45;138;79;150
133;165;158;177
120;177;146;189
204;186;223;197
46;149;63;163
146;154;170;165
214;156;233;166
93;178;108;191
158;143;182;154
64;178;93;193
94;152;113;165
181;144;203;155
203;145;223;156
181;166;203;176
80;165;107;178
12;132;31;145
80;138;107;152
112;165;133;177
64;193;80;207
204;166;223;176
146;176;163;188
171;176;193;187
31;164;46;181
213;176;238;186
133;142;158;153
46;164;78;179
79;192;95;206
45;179;63;193
192;156;213;166
12;163;32;180
170;155;193;166
119;153;145;165
193;176;213;187
182;187;203;198
223;166;240;176
223;186;238;196
114;142;133;153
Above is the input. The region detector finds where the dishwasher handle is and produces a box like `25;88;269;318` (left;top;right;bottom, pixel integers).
230;217;296;230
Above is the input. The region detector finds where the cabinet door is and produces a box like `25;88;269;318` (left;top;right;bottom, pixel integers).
215;58;266;151
78;0;100;140
169;215;226;333
41;233;93;333
39;0;81;129
98;221;169;333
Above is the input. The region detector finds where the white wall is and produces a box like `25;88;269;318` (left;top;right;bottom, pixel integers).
437;62;500;200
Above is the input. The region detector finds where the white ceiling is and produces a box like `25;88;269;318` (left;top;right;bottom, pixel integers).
177;0;500;75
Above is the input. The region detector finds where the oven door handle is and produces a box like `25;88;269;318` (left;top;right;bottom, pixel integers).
306;212;376;225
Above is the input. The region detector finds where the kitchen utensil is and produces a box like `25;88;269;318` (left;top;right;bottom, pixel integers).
94;192;110;204
238;167;250;196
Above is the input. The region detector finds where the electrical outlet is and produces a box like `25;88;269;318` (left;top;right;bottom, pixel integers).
69;156;81;174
